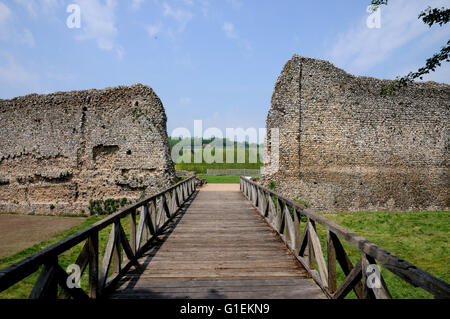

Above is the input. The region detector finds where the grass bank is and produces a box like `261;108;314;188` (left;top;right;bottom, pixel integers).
317;211;449;298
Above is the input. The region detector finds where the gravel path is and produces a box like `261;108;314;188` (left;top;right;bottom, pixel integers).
200;183;240;191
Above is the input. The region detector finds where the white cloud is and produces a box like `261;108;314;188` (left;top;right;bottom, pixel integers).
223;22;237;39
19;28;35;47
131;0;145;10
162;2;193;32
0;1;12;42
0;2;12;24
198;0;210;17
226;0;243;10
147;23;162;37
147;1;209;37
116;45;125;60
13;0;61;17
222;21;252;55
74;0;122;57
13;0;37;16
328;0;450;74
0;2;35;47
0;52;40;92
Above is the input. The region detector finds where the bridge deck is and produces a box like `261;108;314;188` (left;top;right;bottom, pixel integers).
109;184;325;299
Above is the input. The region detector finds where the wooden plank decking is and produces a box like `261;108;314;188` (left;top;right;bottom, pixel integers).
109;184;325;299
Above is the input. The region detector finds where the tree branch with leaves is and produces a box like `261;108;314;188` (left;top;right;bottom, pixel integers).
369;0;450;95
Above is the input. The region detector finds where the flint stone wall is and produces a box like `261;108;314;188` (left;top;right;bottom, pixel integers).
0;84;176;215
262;54;449;212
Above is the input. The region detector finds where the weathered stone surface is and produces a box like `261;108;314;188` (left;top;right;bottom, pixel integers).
262;54;449;212
0;84;175;215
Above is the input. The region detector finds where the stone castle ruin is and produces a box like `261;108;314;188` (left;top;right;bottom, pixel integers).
263;54;449;212
0;84;175;215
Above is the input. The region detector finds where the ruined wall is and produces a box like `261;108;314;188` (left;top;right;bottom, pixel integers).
0;84;176;215
263;54;449;212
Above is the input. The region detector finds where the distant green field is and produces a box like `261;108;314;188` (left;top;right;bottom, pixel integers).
171;137;264;174
175;163;262;174
198;175;243;183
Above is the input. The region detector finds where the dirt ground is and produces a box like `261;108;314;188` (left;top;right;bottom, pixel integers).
0;214;86;259
200;184;241;191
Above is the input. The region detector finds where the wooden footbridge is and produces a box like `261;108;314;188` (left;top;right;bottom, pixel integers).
0;176;449;299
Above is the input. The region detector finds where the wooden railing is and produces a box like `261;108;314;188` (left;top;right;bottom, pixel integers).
240;177;450;299
0;176;196;299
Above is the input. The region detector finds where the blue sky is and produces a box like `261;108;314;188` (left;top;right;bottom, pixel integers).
0;0;449;136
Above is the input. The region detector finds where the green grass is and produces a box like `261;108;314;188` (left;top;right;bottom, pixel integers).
170;137;264;174
175;162;262;174
199;175;254;184
198;175;261;184
172;140;263;174
0;214;136;299
293;199;311;208
312;211;450;299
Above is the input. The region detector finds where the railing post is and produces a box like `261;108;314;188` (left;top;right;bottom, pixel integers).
179;183;184;202
88;231;99;299
136;205;147;251
177;185;183;204
173;188;179;213
361;253;375;299
130;211;136;256
246;180;249;198
166;191;173;217
327;230;337;294
271;197;279;232
307;219;315;271
257;189;262;214
268;194;276;226
112;221;122;274
29;257;58;299
362;253;392;299
261;190;268;217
